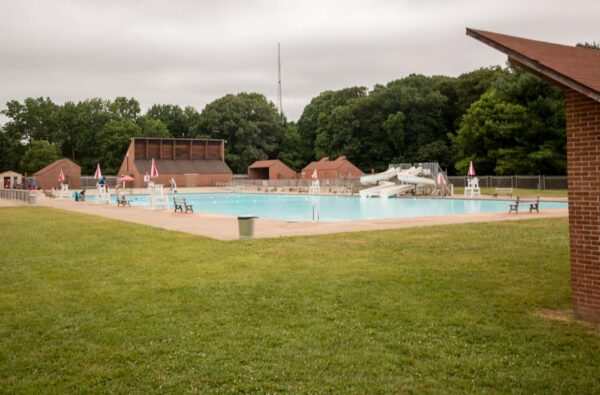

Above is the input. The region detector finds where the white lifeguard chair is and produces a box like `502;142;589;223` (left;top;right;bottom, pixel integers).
58;184;70;199
95;184;111;204
464;177;481;198
147;182;168;209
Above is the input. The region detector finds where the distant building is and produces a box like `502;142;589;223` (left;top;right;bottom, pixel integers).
0;171;23;189
248;160;297;180
33;158;81;190
118;137;233;187
301;156;363;179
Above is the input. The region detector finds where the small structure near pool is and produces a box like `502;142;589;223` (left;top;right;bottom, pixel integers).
248;159;297;180
302;156;363;180
33;158;81;190
0;171;23;189
118;137;233;188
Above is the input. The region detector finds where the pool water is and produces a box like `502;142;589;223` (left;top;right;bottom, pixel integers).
94;193;567;222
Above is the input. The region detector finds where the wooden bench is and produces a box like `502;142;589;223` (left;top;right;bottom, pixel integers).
117;194;131;207
493;187;514;198
508;196;540;214
173;197;193;213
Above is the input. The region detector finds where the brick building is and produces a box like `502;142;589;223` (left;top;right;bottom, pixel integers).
468;28;600;322
302;156;363;180
248;160;297;180
33;158;81;190
118;137;232;188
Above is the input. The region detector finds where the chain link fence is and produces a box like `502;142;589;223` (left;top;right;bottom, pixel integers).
447;175;567;189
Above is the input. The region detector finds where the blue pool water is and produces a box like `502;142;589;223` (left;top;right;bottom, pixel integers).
93;193;568;222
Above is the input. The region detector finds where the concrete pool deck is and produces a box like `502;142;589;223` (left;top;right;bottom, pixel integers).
27;189;569;240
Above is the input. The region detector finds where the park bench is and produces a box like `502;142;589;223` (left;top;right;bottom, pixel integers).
43;190;56;198
493;187;514;198
173;197;193;213
117;194;131;207
508;196;540;214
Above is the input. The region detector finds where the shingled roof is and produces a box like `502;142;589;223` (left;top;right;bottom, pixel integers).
467;28;600;103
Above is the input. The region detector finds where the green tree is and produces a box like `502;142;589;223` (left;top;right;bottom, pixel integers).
0;129;23;172
97;119;141;174
452;70;566;176
2;97;59;143
576;41;600;49
193;93;284;173
19;140;61;175
277;122;304;171
109;97;141;120
297;87;367;163
136;116;171;137
146;104;189;137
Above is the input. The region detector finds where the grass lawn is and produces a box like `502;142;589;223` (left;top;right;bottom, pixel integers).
1;207;598;393
452;187;567;198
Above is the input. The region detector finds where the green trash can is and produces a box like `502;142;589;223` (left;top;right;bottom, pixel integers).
238;216;257;239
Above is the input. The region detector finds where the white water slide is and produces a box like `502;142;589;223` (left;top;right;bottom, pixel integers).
359;166;434;198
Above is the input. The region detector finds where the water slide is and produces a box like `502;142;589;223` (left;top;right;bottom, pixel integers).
359;181;396;198
359;166;436;198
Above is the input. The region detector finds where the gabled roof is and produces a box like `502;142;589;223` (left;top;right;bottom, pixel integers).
135;159;232;175
248;160;283;168
302;156;360;172
467;28;600;103
33;158;80;175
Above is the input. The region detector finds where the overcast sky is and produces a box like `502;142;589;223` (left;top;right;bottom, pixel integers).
1;0;599;123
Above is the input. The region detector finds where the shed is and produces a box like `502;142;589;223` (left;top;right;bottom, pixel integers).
0;171;24;189
118;137;233;188
248;160;297;180
302;156;363;179
33;158;81;190
468;28;600;322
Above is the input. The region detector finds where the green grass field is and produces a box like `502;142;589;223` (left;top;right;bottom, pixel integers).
452;187;567;198
1;207;598;393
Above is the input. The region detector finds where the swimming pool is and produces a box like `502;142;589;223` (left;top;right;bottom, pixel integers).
96;193;568;222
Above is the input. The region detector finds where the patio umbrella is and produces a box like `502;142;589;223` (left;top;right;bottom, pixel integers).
117;175;134;189
150;158;159;178
437;172;446;186
94;163;102;180
311;169;318;179
467;161;476;177
57;169;65;185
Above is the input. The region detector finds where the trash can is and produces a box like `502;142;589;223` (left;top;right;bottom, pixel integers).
238;216;257;239
29;193;37;205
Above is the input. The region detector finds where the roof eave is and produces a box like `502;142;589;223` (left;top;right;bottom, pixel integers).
467;28;600;103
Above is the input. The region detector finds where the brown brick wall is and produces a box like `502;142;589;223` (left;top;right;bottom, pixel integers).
566;89;600;322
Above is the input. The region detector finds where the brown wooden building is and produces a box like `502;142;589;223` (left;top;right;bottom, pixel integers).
118;137;232;188
33;158;81;190
302;156;363;179
468;28;600;322
248;160;297;180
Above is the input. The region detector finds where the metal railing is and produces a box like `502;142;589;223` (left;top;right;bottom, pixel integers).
447;175;567;190
0;189;32;204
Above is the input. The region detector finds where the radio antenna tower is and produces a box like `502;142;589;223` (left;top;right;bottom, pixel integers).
277;42;284;124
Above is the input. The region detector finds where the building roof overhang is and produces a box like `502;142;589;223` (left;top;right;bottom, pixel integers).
467;28;600;103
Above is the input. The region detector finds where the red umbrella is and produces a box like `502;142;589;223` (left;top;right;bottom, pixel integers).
467;161;476;177
437;172;446;185
117;175;135;189
311;169;318;179
94;163;102;180
150;158;159;178
58;169;65;183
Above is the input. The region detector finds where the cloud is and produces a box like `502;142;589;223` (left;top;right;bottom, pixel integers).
1;0;598;123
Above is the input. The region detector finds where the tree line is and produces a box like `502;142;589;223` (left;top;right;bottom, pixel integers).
0;65;567;176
